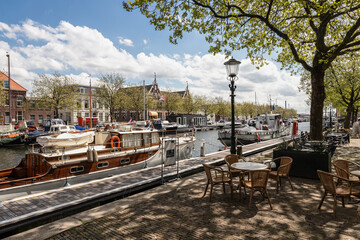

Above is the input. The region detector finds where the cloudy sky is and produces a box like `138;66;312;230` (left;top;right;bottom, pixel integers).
0;0;310;113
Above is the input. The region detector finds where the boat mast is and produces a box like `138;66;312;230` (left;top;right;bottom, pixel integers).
89;77;92;128
255;92;257;116
143;80;146;120
6;52;11;124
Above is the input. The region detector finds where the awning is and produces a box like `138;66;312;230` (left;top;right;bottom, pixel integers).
149;111;158;117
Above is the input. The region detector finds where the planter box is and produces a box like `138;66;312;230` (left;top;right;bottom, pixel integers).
273;149;331;179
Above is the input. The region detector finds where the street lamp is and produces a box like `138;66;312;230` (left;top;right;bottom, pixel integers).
224;57;241;154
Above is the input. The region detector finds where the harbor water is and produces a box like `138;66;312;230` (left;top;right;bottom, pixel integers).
0;122;310;170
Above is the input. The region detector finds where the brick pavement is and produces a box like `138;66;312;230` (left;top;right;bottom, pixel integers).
6;139;360;240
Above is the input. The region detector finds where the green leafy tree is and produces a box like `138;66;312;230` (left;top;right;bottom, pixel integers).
194;95;212;118
124;0;360;140
326;55;360;128
182;94;195;114
124;84;146;120
163;92;182;114
0;82;6;107
31;73;78;118
97;73;126;122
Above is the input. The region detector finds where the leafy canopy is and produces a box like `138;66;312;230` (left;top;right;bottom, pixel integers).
124;0;360;72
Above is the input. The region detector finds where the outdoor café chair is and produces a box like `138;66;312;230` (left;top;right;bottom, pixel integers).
225;154;247;198
202;163;233;201
317;170;353;217
243;169;272;209
333;159;360;185
267;156;294;193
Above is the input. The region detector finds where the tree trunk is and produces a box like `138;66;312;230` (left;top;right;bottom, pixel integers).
344;105;353;129
310;68;326;140
54;108;59;118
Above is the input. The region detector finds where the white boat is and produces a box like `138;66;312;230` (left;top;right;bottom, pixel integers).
49;124;77;134
218;114;290;146
36;131;95;147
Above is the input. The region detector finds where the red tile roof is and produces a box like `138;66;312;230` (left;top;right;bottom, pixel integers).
0;71;27;91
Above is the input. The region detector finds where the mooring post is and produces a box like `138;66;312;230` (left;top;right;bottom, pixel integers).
200;139;205;157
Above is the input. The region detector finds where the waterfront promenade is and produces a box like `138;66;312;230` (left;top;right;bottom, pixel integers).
6;140;360;240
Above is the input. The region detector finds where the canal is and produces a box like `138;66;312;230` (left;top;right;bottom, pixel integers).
0;122;310;170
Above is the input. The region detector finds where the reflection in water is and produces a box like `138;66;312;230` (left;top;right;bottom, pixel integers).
0;144;29;170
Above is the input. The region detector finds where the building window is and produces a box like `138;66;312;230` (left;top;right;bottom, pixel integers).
5;112;9;124
105;113;109;122
17;111;23;121
47;115;51;119
85;112;89;118
92;112;97;118
79;88;85;94
29;101;35;109
99;112;103;122
30;115;35;121
39;115;43;124
84;100;89;109
16;95;23;107
98;102;103;109
92;100;97;109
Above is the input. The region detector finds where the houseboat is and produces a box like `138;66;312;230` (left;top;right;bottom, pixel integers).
0;128;196;192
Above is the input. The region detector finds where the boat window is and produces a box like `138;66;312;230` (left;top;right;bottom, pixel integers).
120;158;130;164
97;162;109;168
123;134;142;148
144;133;150;145
151;132;160;144
70;166;84;173
166;149;175;158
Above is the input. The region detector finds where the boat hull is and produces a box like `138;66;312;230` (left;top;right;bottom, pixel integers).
218;126;290;146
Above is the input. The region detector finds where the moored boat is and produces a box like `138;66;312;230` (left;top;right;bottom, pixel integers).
0;124;27;146
0;128;195;191
218;114;290;146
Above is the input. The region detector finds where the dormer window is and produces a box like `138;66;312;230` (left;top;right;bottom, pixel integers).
3;80;9;89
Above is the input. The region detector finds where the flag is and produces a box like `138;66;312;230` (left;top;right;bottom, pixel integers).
272;104;276;110
158;96;165;101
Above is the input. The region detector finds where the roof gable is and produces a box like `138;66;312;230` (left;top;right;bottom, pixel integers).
0;72;27;91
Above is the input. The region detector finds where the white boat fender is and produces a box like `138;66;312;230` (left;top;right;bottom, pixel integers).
93;149;98;162
87;148;93;162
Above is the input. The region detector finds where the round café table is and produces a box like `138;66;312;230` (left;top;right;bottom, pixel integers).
231;162;268;171
351;170;360;179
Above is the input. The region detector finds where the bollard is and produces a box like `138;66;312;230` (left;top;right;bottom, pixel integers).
237;146;242;157
200;139;205;157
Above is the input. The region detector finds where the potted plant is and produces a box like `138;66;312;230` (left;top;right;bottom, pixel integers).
273;139;332;179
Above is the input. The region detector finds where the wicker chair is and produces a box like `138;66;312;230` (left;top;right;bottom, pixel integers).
268;156;294;193
317;170;353;217
333;159;360;184
202;163;233;201
243;169;272;209
225;154;246;198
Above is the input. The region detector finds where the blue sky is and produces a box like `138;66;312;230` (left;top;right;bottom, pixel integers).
0;0;309;113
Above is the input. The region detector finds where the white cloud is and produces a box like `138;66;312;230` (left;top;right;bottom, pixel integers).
118;37;134;47
0;19;309;113
143;39;148;45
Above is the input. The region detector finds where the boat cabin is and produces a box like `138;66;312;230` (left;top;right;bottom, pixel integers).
43;119;66;131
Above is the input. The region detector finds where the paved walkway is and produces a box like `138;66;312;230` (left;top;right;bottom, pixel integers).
6;139;360;240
